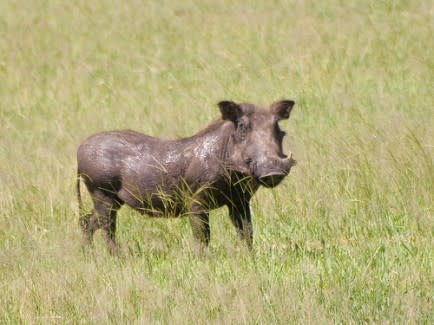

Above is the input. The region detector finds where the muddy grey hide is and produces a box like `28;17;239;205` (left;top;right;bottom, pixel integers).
76;100;296;254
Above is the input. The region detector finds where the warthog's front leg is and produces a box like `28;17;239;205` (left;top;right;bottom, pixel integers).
228;202;253;249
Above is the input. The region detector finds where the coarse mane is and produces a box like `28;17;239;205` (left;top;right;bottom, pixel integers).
181;102;261;142
186;118;232;140
177;118;234;162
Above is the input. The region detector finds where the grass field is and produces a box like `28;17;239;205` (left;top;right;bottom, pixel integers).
1;0;433;323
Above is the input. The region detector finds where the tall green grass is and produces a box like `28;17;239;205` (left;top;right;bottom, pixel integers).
1;0;433;323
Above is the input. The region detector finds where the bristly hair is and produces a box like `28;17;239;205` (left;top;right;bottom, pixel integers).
182;119;231;141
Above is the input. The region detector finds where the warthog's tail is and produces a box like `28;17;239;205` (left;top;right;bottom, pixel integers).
76;170;83;215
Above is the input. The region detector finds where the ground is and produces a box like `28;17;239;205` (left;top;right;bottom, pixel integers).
0;0;433;323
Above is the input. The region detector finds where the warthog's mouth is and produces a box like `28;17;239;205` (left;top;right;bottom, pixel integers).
257;159;296;188
258;171;287;188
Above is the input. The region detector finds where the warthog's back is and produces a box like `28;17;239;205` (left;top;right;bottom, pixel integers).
77;130;160;188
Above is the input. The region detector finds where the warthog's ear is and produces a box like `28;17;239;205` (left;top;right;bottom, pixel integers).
218;101;243;123
270;100;295;120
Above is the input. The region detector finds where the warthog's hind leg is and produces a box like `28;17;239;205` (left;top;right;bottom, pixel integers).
82;189;123;255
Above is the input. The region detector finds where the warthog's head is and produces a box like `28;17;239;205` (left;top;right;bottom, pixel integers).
219;100;296;188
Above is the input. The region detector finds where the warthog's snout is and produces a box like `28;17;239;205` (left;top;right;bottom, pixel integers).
257;154;296;187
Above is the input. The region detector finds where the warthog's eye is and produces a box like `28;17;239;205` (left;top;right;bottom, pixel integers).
236;119;251;141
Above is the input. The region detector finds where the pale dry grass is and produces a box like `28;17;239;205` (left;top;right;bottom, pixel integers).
1;0;433;323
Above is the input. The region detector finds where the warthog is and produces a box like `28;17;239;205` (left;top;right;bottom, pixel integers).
77;100;296;253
